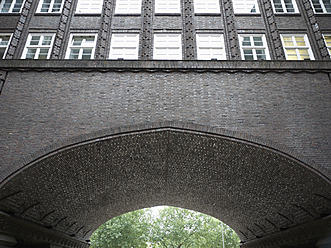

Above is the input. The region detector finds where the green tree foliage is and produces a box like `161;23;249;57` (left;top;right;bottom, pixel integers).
90;206;240;248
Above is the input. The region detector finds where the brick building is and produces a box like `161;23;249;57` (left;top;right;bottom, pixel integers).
0;0;331;247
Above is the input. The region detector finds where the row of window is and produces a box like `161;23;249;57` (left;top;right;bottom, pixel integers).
1;0;330;14
1;33;330;60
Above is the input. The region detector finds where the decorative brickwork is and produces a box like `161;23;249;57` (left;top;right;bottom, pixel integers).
95;0;114;59
300;0;330;60
140;0;153;59
259;0;286;60
220;0;241;59
182;0;196;59
51;0;76;59
5;0;33;59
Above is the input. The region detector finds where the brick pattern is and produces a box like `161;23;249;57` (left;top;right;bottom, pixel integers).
5;0;33;59
259;0;286;60
0;70;6;95
301;0;330;60
140;0;153;59
95;0;114;59
51;0;76;59
182;0;196;59
220;0;241;59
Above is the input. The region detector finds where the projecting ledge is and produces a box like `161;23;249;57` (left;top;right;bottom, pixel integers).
0;60;331;73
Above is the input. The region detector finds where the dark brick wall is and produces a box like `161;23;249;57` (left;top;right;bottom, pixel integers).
0;61;330;181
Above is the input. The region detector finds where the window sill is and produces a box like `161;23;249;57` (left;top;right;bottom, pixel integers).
194;13;221;16
114;13;141;16
154;13;181;16
74;13;102;16
234;13;261;16
34;13;62;16
274;13;301;16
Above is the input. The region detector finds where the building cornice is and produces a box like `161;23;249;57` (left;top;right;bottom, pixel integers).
1;60;331;73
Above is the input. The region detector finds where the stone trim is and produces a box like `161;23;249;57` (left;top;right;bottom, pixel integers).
0;211;89;248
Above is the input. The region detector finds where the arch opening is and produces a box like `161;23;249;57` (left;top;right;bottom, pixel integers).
0;128;330;247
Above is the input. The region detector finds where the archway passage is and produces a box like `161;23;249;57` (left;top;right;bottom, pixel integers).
0;128;330;247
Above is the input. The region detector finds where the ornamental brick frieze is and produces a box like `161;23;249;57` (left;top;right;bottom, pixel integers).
299;0;330;60
140;0;154;59
220;0;241;59
51;0;77;59
182;0;196;59
95;0;115;59
258;0;286;60
5;0;34;59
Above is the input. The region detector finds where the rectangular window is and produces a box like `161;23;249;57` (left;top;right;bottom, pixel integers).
76;0;103;14
310;0;331;13
280;34;314;60
109;33;139;59
155;0;180;14
37;0;64;13
153;33;182;60
193;0;220;14
196;34;225;60
272;0;298;13
323;34;331;57
0;0;25;13
0;34;12;59
115;0;142;14
66;34;97;59
22;34;55;59
232;0;259;14
239;34;270;60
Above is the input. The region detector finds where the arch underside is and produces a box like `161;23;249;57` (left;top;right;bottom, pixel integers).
0;128;330;245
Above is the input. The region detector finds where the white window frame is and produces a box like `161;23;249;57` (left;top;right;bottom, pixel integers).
232;0;260;14
239;34;270;60
153;33;182;60
0;0;25;13
36;0;64;13
76;0;103;14
196;33;226;60
193;0;220;14
310;0;331;13
322;34;331;57
115;0;142;14
280;34;314;60
65;34;97;59
0;33;12;59
109;33;139;60
271;0;299;13
155;0;181;14
22;33;55;59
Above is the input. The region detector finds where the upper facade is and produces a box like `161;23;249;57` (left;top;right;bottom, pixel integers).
0;0;330;60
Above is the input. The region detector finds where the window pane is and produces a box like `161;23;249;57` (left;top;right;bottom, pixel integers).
0;47;5;58
242;37;251;46
40;0;51;12
273;0;283;12
30;36;41;45
256;49;266;60
253;37;263;46
1;0;13;12
52;0;63;12
299;49;310;59
286;49;298;60
12;0;24;12
26;48;37;59
284;0;295;12
69;49;80;59
295;36;306;46
73;37;83;46
312;0;323;12
38;48;49;59
243;49;254;60
0;36;10;46
283;37;294;46
42;36;53;45
322;0;331;12
82;48;92;59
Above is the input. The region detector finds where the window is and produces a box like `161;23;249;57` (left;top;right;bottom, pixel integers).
239;34;270;60
323;34;331;57
196;34;225;60
0;34;11;59
66;34;97;59
153;33;182;60
0;0;25;13
115;0;142;14
193;0;220;14
22;34;54;59
271;0;298;13
76;0;103;14
155;0;180;13
109;34;139;59
232;0;259;14
310;0;331;13
37;0;64;13
280;34;314;60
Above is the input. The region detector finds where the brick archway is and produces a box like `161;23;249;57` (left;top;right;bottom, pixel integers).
0;126;330;247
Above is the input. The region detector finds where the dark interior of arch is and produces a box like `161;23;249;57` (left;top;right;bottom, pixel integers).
0;129;330;245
